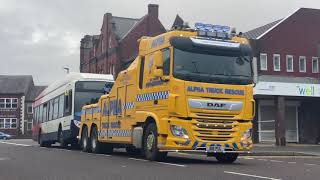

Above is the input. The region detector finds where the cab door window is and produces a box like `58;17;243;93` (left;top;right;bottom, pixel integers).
162;48;170;76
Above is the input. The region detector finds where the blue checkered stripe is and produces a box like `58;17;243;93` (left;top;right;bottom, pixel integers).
136;91;169;102
123;102;134;109
98;130;132;137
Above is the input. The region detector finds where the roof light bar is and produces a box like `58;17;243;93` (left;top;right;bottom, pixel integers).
195;23;232;39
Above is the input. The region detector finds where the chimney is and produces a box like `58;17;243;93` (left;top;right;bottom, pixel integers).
148;4;159;18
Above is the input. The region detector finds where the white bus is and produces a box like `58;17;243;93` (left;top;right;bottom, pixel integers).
32;73;114;147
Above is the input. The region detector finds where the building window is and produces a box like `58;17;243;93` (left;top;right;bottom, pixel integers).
286;55;293;72
27;119;33;130
260;53;267;70
299;56;306;72
0;98;18;109
312;57;319;73
0;99;4;108
27;103;33;114
0;118;17;129
273;54;281;71
12;99;18;108
0;119;4;128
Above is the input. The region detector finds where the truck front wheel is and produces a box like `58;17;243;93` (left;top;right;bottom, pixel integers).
215;153;239;163
143;123;167;161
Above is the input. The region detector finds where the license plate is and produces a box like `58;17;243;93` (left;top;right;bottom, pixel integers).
206;145;225;152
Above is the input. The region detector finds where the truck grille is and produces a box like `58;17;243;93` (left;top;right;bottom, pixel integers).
192;118;238;142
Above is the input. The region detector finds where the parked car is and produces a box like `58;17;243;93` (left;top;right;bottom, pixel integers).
0;132;11;140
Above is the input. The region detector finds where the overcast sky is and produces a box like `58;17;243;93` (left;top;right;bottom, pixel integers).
1;0;320;85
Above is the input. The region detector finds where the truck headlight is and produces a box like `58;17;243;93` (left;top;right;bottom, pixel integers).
241;129;252;140
170;125;189;138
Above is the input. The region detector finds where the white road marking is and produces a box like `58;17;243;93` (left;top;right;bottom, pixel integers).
128;158;149;162
270;160;283;163
0;141;31;147
0;157;10;161
257;159;268;161
157;162;186;167
304;163;317;166
288;162;297;164
243;157;254;160
224;171;282;180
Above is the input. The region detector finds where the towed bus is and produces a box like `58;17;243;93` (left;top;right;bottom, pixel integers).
32;73;113;147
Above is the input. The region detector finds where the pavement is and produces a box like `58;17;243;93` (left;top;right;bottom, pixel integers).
1;139;320;180
251;143;320;156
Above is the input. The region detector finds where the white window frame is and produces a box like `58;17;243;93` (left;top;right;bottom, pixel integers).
299;56;306;73
286;55;294;72
0;98;18;109
27;119;33;130
11;98;18;108
0;118;17;129
312;57;319;73
27;103;33;114
260;53;268;71
273;54;281;71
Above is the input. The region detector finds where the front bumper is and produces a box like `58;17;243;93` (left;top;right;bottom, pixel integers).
157;117;253;152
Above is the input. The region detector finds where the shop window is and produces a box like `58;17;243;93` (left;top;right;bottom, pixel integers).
299;56;306;72
273;54;281;71
312;57;319;73
286;55;293;72
260;53;267;70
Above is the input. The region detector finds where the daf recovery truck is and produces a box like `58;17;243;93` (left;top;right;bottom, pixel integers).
78;23;255;163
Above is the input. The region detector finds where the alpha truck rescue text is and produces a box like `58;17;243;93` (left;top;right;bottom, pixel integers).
79;24;255;163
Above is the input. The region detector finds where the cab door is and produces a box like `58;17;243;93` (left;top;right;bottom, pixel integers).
138;48;171;113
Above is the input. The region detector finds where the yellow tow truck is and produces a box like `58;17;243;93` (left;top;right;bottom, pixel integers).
79;23;255;163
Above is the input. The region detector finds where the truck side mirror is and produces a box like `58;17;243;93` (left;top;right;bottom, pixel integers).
252;57;258;84
153;69;163;77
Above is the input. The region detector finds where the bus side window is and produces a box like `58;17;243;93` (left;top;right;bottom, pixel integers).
139;57;145;89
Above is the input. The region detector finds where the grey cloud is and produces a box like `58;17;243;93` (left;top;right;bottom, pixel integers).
0;0;320;85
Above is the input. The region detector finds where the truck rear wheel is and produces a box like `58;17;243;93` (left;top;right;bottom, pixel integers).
143;123;167;161
126;146;141;156
81;127;90;152
90;127;102;153
215;153;239;163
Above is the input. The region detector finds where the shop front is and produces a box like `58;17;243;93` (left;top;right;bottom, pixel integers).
254;81;320;144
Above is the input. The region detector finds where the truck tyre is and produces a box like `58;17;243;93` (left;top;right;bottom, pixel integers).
143;123;167;161
90;127;102;153
58;127;68;148
215;153;239;163
81;127;90;152
126;146;141;156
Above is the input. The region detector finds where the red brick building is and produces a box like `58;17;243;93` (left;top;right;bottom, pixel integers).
244;8;320;145
0;75;46;137
80;4;166;77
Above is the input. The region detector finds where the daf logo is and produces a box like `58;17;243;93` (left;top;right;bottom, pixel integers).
207;102;226;108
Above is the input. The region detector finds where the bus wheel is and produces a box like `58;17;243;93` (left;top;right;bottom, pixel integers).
39;134;51;147
58;127;68;148
81;127;90;152
143;123;167;161
90;127;102;153
215;153;239;164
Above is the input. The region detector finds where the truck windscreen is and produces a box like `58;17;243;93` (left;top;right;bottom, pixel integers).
171;37;253;85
